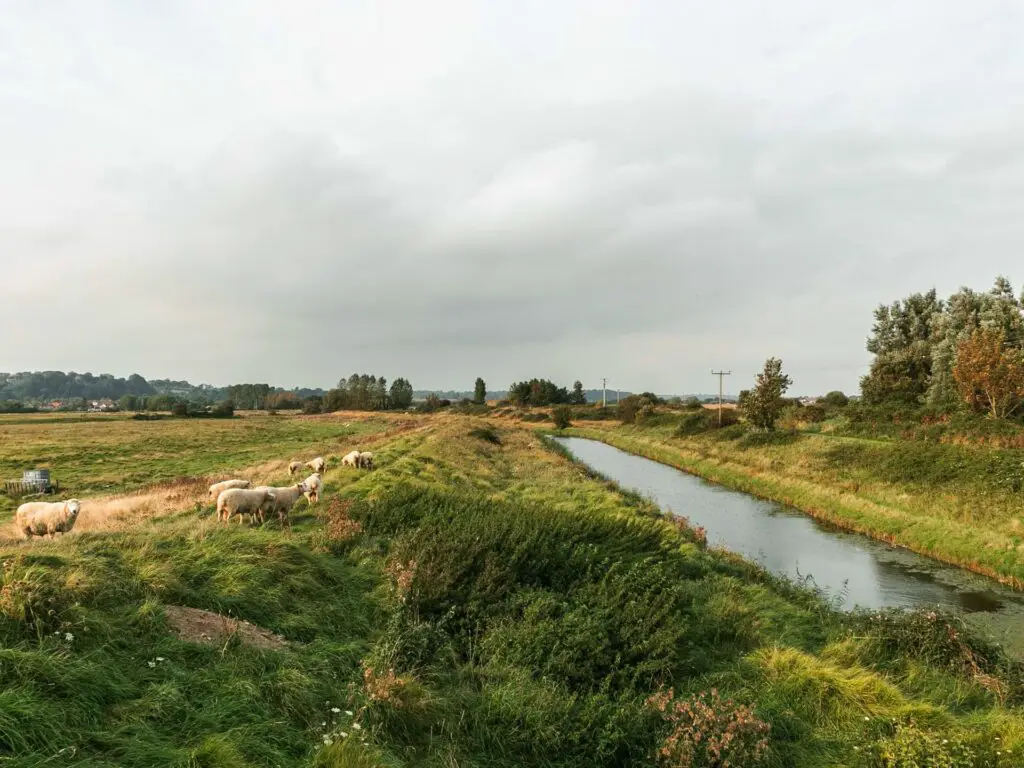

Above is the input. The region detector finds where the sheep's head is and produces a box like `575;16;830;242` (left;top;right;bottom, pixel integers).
66;499;81;517
297;481;309;493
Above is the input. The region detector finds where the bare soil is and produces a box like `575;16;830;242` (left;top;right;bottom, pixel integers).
163;604;288;650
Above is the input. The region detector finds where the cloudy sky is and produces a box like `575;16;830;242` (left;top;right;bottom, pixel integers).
3;1;1024;395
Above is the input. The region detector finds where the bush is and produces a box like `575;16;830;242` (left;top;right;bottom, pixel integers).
551;405;572;430
210;400;235;418
618;395;657;425
647;688;771;767
170;402;189;417
675;408;739;436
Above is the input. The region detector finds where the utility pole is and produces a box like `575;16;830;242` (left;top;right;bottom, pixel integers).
711;370;731;427
602;378;607;408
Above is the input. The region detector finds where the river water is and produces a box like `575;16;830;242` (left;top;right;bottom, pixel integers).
553;436;1024;654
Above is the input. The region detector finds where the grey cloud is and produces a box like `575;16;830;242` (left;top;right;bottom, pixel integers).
4;2;1024;394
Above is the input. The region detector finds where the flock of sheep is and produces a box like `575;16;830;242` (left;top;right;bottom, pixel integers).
14;449;375;539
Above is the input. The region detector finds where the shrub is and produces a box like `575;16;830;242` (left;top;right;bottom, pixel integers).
552;405;572;430
618;395;657;425
210;400;235;418
646;688;771;768
674;408;739;436
170;402;189;417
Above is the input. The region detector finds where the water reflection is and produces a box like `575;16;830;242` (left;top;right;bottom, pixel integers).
554;437;1024;623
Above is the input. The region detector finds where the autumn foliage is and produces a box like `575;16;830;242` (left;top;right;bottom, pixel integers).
953;328;1024;419
647;688;770;767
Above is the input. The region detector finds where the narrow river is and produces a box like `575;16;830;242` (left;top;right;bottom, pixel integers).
553;436;1024;655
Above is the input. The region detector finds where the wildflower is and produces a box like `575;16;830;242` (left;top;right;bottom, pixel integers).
64;632;74;642
323;736;332;745
340;732;348;738
155;657;165;662
352;723;362;730
331;707;341;713
345;710;353;716
864;716;870;721
321;721;327;726
147;661;156;668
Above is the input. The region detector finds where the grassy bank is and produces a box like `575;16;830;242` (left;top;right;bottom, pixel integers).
563;420;1024;591
0;413;1022;765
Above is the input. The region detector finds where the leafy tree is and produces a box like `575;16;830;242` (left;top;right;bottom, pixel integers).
952;327;1024;419
117;394;138;412
551;405;572;429
569;380;586;405
744;358;793;430
390;378;414;409
473;377;487;405
302;396;323;414
507;379;570;407
860;346;932;405
821;391;849;408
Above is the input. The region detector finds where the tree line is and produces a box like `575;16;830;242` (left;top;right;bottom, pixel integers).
861;276;1024;418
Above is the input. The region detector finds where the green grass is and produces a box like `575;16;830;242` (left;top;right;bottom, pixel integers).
0;414;1021;766
0;411;406;520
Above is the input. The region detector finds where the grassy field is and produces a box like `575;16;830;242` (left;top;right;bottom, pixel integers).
0;412;1022;766
0;411;415;521
562;418;1024;591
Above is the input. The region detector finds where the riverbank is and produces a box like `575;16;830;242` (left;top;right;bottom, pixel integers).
3;412;1024;765
561;421;1024;591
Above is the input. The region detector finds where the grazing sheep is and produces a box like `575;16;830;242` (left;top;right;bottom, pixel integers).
216;488;276;525
302;473;323;504
16;499;82;539
357;451;375;470
341;450;361;468
288;460;302;476
306;456;326;474
209;479;250;500
252;482;308;526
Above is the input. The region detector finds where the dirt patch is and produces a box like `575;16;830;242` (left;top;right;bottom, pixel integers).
163;605;288;650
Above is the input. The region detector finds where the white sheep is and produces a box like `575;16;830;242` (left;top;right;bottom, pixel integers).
216;488;276;525
209;479;250;500
16;499;82;539
252;482;309;526
302;473;323;504
358;451;375;470
305;456;326;474
288;460;302;476
341;450;361;468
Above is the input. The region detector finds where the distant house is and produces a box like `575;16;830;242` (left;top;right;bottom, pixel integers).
798;396;818;407
89;398;116;412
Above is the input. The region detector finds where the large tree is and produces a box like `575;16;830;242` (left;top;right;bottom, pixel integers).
569;380;586;405
744;358;792;430
473;377;486;405
952;327;1024;419
389;378;414;410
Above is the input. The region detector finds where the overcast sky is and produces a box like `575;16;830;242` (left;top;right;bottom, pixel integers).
3;1;1024;395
